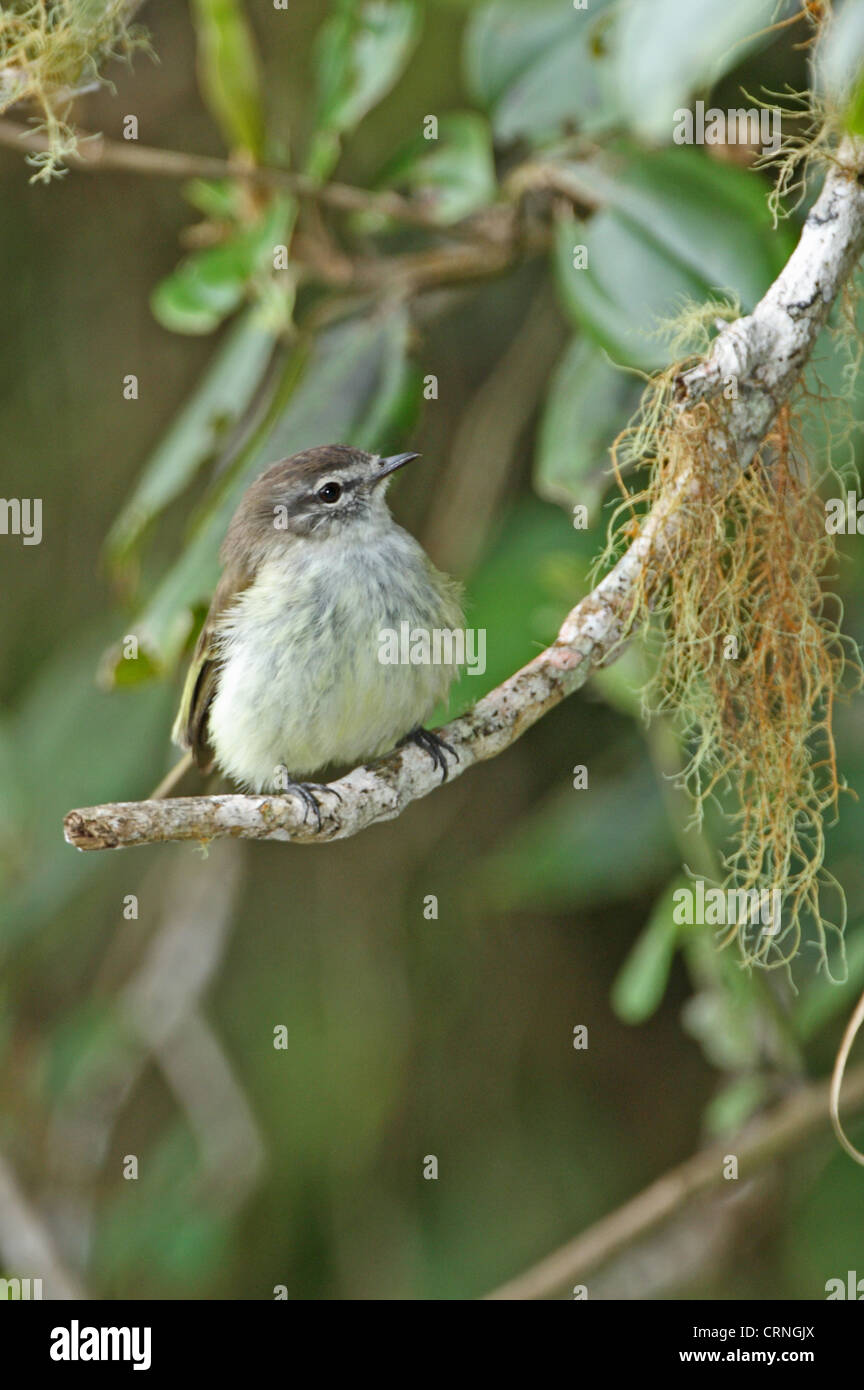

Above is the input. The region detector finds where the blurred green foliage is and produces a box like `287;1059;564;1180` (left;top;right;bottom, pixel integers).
367;111;497;225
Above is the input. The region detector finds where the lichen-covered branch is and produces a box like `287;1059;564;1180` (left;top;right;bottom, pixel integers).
63;138;864;852
678;137;864;463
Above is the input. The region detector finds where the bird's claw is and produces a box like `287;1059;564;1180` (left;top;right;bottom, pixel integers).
287;781;342;830
401;727;458;783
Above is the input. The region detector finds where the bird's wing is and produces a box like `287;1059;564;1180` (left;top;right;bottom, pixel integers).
171;561;254;771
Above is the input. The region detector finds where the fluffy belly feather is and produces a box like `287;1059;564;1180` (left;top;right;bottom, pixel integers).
207;528;463;790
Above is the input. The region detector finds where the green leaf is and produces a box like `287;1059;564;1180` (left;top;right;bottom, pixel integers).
612;0;780;141
352;326;420;451
464;1;575;109
256;307;413;464
589;644;646;720
151;269;242;336
151;196;294;335
553;148;792;369
443;497;589;718
794;925;864;1041
182;178;245;221
848;68;864;136
0;626;173;943
190;0;266;157
369;112;497;225
816;0;864;93
703;1075;770;1136
564;146;792;306
535;336;640;512
681;929;767;1073
106;310;277;572
464;0;620;143
111;511;228;681
105;309;414;682
814;0;864;128
555;210;707;370
611;875;687;1024
308;0;421;178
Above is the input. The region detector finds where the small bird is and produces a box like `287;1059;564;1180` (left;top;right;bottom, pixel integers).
168;444;464;818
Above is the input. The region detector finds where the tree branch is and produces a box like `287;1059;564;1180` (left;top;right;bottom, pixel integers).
0;117;559;295
63;138;864;852
485;1061;864;1300
0;116;511;234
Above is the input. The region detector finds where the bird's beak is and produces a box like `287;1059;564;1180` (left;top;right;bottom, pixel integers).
375;451;420;482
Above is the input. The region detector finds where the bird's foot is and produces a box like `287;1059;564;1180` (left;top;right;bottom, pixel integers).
399;726;458;783
283;780;342;831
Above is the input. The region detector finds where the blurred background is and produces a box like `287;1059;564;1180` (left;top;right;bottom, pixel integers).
2;0;864;1300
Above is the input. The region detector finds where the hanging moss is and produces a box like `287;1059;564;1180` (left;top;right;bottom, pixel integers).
0;0;150;181
595;294;862;975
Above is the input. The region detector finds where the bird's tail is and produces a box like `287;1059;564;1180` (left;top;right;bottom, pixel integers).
149;751;194;800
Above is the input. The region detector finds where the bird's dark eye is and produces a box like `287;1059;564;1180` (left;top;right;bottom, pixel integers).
317;481;342;504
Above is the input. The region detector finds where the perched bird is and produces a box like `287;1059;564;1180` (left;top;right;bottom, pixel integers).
168;444;464;818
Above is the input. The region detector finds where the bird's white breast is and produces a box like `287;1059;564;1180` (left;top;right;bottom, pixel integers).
207;521;463;790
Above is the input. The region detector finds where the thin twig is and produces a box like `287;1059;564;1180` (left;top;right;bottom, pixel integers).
0;116;490;232
831;985;864;1164
485;1061;864;1300
0;117;552;293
